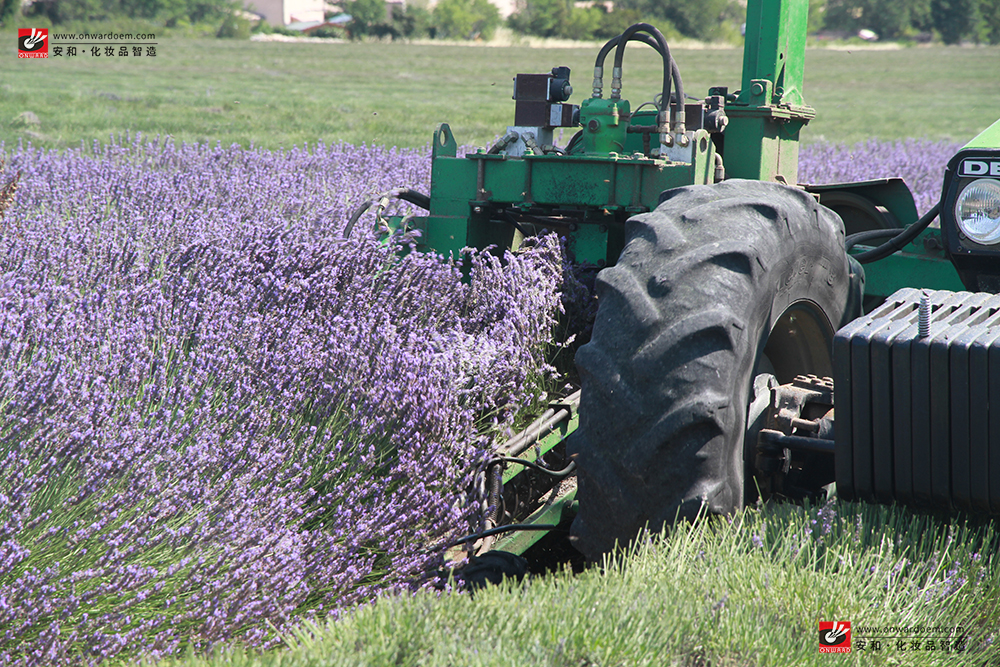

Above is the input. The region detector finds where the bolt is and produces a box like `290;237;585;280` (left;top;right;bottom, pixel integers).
919;291;931;338
751;82;765;96
588;119;601;132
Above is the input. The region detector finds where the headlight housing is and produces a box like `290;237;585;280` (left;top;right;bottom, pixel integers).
955;178;1000;245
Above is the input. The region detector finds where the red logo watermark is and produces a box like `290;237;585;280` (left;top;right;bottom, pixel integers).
819;621;852;653
18;29;48;58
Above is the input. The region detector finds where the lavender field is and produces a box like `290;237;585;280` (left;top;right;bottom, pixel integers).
0;136;962;666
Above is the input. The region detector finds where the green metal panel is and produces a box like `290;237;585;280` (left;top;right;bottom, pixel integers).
492;489;577;556
477;157;528;202
739;0;809;108
852;230;965;303
725;0;814;183
964;118;1000;149
804;178;920;228
500;411;580;486
530;159;618;207
579;98;632;154
724;109;810;183
565;222;609;265
419;215;470;258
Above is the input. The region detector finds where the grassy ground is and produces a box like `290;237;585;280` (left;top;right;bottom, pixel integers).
156;501;1000;667
6;31;1000;667
3;36;999;151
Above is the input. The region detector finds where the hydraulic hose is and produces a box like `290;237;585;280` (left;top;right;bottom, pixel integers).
593;32;683;115
485;457;577;479
847;202;941;264
611;24;684;134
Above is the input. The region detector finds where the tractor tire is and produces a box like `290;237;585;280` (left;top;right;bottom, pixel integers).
568;179;862;561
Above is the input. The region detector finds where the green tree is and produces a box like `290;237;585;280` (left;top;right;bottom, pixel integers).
616;0;739;41
22;0;232;25
820;0;935;38
433;0;500;40
216;11;249;37
507;0;567;38
559;5;601;39
392;4;433;38
808;0;827;32
932;0;977;42
976;0;1000;43
348;0;387;36
0;0;20;25
593;6;646;39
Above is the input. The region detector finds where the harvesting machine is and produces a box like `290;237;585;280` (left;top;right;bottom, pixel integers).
350;0;1000;579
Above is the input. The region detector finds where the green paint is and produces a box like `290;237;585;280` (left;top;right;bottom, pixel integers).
725;0;814;182
492;489;577;556
851;230;965;303
500;413;580;486
579;98;631;154
420;125;715;262
964;118;1000;150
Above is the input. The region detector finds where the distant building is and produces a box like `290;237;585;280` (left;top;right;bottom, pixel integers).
408;0;518;19
246;0;527;27
246;0;324;26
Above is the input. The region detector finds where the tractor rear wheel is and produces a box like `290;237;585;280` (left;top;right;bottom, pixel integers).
568;179;861;561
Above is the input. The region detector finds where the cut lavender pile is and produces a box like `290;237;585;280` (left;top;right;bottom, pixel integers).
0;137;563;665
0;135;959;665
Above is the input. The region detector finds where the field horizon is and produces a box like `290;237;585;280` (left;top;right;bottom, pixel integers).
4;37;999;152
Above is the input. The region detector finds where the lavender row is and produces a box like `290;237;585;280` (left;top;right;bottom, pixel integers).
799;138;963;214
0;136;564;665
0;135;958;666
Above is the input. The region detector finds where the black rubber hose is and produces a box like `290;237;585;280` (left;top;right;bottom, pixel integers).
345;200;376;237
344;188;431;238
486;457;577;478
565;130;584;154
594;32;683;115
396;188;431;209
596;32;660;70
612;24;682;121
444;523;563;549
850;202;941;264
844;228;901;253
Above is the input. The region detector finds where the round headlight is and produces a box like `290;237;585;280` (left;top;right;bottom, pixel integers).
955;178;1000;245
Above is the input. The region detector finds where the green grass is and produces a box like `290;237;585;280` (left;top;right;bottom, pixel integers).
155;501;1000;667
3;36;999;151
7;32;1000;667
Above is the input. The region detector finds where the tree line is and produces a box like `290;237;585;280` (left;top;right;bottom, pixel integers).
504;0;1000;44
3;0;999;45
352;0;1000;44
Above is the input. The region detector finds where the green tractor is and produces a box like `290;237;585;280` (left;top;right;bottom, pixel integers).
352;0;1000;577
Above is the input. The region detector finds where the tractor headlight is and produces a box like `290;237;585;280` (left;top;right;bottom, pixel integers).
955;178;1000;245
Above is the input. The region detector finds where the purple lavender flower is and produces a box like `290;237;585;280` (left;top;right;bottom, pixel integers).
800;139;962;214
0;135;565;665
0;134;968;665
